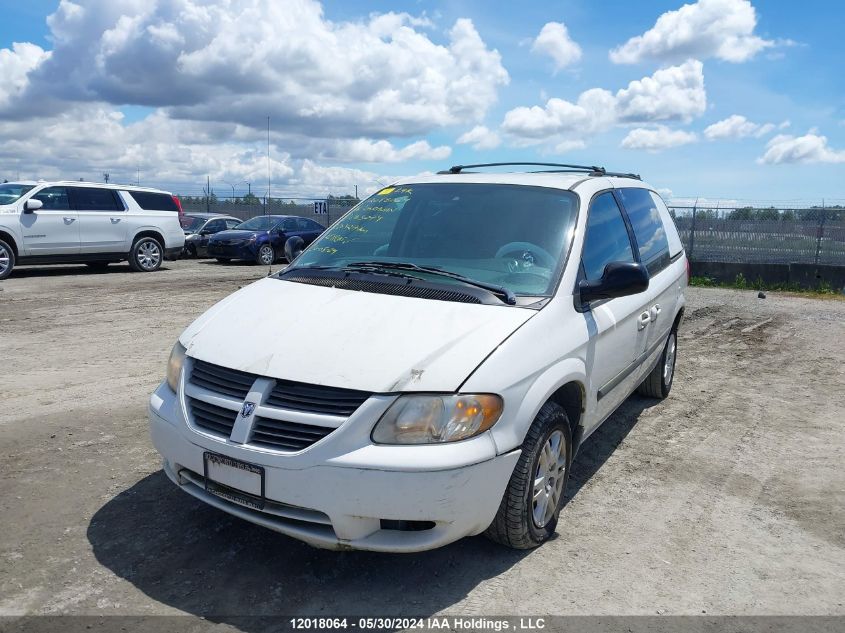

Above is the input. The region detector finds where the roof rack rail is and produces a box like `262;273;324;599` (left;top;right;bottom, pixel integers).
438;162;641;180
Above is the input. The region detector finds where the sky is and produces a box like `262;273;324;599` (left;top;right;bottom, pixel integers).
0;0;843;204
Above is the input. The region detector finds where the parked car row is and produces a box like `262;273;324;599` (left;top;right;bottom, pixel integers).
180;213;324;264
0;180;327;279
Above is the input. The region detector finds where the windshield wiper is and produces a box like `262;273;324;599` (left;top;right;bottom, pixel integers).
344;261;517;305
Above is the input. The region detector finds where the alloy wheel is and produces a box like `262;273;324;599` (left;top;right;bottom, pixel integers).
533;430;567;528
137;240;161;270
0;243;10;276
664;332;677;386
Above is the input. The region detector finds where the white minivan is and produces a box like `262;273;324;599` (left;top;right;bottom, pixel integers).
149;163;687;552
0;181;185;279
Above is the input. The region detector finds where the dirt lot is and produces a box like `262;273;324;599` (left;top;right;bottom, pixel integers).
1;260;844;621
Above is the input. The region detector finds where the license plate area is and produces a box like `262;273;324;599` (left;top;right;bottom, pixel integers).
203;451;265;510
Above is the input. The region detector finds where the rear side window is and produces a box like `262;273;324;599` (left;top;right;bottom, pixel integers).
582;192;636;282
33;186;70;210
68;187;123;212
128;191;179;211
617;188;670;275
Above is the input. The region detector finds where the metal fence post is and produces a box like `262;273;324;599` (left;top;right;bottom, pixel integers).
688;202;697;260
814;201;826;266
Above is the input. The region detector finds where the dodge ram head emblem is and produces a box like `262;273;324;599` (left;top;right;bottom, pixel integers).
240;402;256;418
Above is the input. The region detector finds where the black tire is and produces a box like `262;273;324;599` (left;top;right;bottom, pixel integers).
0;238;15;280
128;236;164;272
186;244;197;258
637;329;677;399
85;261;110;270
216;258;230;264
485;402;572;549
255;244;275;266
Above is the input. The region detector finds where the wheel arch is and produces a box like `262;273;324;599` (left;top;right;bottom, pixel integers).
0;230;19;257
131;230;165;249
490;357;587;455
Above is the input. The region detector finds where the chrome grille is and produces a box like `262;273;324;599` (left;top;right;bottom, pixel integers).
190;359;254;399
266;381;371;416
185;359;372;452
249;417;335;451
188;397;238;437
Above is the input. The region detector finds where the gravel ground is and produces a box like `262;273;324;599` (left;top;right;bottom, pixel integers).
0;260;844;622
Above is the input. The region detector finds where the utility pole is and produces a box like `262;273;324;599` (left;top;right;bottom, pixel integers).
355;184;358;199
206;175;211;213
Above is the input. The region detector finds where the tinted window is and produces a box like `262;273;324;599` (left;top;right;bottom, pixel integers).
225;219;241;229
180;216;206;231
204;219;225;233
235;216;284;231
617;188;670;274
282;218;298;231
296;217;319;230
581;192;635;282
129;191;178;211
69;187;122;211
33;187;70;210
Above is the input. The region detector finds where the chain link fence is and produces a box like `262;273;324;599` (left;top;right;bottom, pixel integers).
668;206;845;266
178;195;358;227
180;194;845;267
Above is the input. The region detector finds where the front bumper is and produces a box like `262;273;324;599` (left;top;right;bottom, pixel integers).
149;382;519;552
207;241;257;261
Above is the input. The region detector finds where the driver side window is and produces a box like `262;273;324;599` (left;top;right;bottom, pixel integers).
581;192;635;281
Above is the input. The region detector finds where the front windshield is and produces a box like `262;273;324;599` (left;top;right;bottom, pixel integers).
235;216;280;231
292;183;579;296
0;183;35;205
180;216;206;231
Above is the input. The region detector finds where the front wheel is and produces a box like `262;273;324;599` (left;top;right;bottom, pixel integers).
0;238;15;280
128;236;163;272
485;402;572;549
255;244;275;266
637;329;677;399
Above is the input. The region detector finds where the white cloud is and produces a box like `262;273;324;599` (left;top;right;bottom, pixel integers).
704;114;779;140
610;0;774;64
531;22;582;72
0;42;50;108
4;0;509;139
322;139;451;162
615;60;706;123
621;126;697;151
501;60;705;147
456;125;501;150
552;139;586;154
758;132;845;164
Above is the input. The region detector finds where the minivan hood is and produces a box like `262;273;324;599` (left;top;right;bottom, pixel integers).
180;277;535;393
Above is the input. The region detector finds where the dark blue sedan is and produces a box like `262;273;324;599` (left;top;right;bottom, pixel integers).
207;215;325;265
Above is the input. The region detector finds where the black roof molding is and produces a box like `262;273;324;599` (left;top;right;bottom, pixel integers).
438;162;641;180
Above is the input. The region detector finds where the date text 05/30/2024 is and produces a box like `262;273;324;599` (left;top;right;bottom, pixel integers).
289;617;547;630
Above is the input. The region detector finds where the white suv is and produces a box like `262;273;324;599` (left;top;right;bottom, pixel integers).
0;181;186;279
149;163;687;552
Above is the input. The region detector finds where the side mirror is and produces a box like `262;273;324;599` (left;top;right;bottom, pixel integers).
579;262;649;303
284;235;305;263
24;199;43;213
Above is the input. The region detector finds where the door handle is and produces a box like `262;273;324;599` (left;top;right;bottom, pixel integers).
63;217;76;224
638;311;651;330
650;304;661;319
110;217;121;223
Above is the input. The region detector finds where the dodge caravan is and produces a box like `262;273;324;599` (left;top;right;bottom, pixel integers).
149;163;687;552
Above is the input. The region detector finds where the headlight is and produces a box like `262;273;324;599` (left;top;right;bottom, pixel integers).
166;342;187;392
372;394;503;445
246;234;258;243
